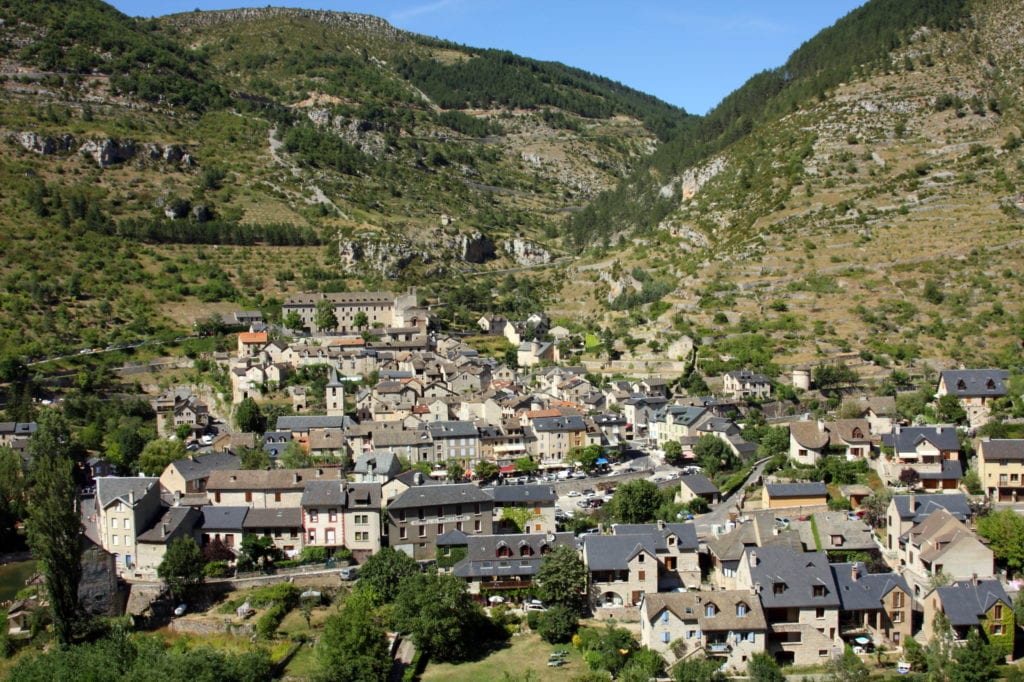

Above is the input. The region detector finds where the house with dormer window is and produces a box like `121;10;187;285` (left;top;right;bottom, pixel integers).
735;547;841;666
640;591;767;672
936;369;1009;428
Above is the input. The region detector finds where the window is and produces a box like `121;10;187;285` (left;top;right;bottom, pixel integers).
661;611;670;624
400;527;407;540
418;525;426;538
475;520;482;532
245;492;253;503
113;535;119;546
355;531;369;542
686;630;695;639
124;518;132;530
813;585;826;597
309;510;319;523
994;605;1003;619
329;509;338;522
706;603;717;617
111;518;119;529
819;650;829;658
746;632;755;643
737;602;748;617
893;592;905;608
992;624;1004;636
437;523;444;535
637;554;645;563
893;611;903;623
326;529;336;544
355;514;368;525
662;632;670;643
215;492;221;503
275;492;281;502
773;582;786;595
638;570;646;581
308;530;316;542
816;607;825;619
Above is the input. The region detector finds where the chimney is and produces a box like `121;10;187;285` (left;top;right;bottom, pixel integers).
173;491;181;506
657;519;666;531
982;436;991;443
751;581;760;596
128;491;134;506
936;426;943;434
293;473;300;484
230;475;237;482
161;523;169;537
972;573;979;586
851;563;860;582
908;493;916;512
749;550;758;567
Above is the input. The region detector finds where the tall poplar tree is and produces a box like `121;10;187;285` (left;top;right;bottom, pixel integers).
25;409;83;645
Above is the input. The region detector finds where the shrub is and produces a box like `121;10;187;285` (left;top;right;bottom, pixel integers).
299;546;327;564
537;605;579;643
256;602;287;639
249;582;300;609
203;561;232;578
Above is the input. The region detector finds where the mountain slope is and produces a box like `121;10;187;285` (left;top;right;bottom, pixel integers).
558;0;1024;374
0;2;687;359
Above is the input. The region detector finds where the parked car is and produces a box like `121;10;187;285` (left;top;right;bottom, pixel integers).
526;600;547;611
582;489;596;497
173;603;188;617
567;490;581;497
339;566;358;580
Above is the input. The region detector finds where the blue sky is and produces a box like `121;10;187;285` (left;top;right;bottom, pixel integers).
108;0;867;115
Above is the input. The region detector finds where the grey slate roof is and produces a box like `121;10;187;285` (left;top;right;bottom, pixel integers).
765;482;828;498
532;415;588;433
353;451;401;477
661;405;707;426
243;507;303;528
891;425;960;453
96;476;160;509
200;505;248;531
276;415;354;432
979;439;1024;461
613;523;700;551
169;451;240;482
744;546;840;609
584;534;659;571
300;481;346;507
389;482;492;510
940;369;1009;398
831;562;910;611
489;484;558;504
137;506;201;544
680;474;720;496
454;532;574;579
935;579;1010;626
347;482;381;508
425;421;479;439
436;529;469;546
892;493;971;523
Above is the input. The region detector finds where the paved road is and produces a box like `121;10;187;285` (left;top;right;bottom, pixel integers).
693;457;770;538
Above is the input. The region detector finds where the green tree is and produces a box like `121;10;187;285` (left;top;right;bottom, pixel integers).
138;438;186;476
935;394;967;424
316;591;391;682
353;311;369;331
950;627;1000;682
612;479;662;524
446;460;466;482
474;460;500;482
813;362;858;390
673;655;726;682
578;623;636;676
619;647;666;682
103;418;148;473
827;645;870;682
757;426;790;460
235;397;266;434
977;509;1024;575
356;547;420;603
239;445;272;470
25;409;82;646
662;440;683;465
279;440;313;468
315;299;338;333
536;544;588;613
569;444;603;472
283;310;303;331
694;435;730;474
859;489;891;528
535;604;578;643
157;536;205;601
393;572;491;662
0;446;26;548
747;652;785;682
239;534;282;572
514;456;538;473
174;423;192;441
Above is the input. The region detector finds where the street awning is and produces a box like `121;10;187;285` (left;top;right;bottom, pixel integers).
499;465;516;473
596;458;609;465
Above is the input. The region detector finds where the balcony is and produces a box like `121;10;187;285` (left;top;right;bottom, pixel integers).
482;579;533;590
705;643;732;654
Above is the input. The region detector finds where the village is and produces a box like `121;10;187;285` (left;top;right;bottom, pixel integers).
4;288;1022;679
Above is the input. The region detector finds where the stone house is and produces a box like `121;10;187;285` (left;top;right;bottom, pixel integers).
452;531;575;596
206;468;344;508
936;369;1010;428
830;562;912;650
95;476;163;575
388;482;494;560
676;474;721;506
885;492;972;554
198;505;248;553
761;482;828;511
896;508;993;600
489;484;558;535
976;438;1024;501
921;578;1014;657
640;591;767;673
735;547;841;666
243;507;303;556
159;451;240;496
722;370;772;401
134;506;202;578
880;425;962;489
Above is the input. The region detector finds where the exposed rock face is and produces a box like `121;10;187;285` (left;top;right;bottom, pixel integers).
503;238;552;266
338;235;429;278
13;131;76;154
79;539;120;617
456;231;496;263
79;138;138;167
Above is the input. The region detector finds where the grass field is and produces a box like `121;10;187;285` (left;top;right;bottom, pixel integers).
420;633;584;682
